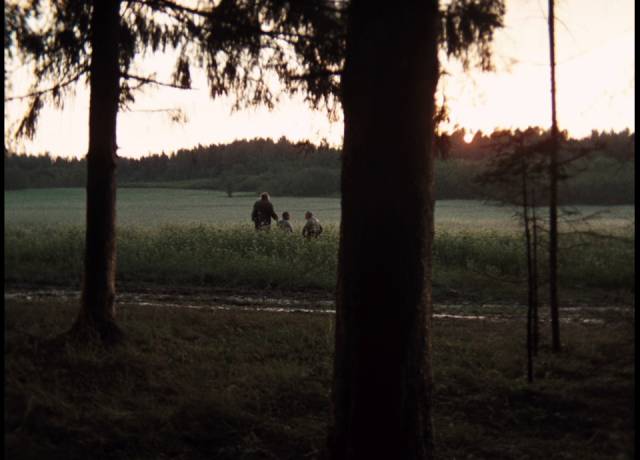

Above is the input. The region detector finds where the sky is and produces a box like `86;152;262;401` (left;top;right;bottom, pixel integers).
4;0;635;159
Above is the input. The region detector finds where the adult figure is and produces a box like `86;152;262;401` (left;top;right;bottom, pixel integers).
251;192;278;230
302;211;323;239
278;211;293;233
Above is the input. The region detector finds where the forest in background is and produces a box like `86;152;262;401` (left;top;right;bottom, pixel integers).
4;127;634;205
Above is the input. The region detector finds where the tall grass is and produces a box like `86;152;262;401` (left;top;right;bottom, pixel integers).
4;224;340;290
5;223;634;300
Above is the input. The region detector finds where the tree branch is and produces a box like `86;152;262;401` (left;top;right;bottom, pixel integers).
4;69;87;102
124;0;341;42
287;69;342;81
124;0;211;18
122;73;196;90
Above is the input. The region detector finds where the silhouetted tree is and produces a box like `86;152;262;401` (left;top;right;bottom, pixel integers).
68;0;376;340
329;3;439;457
547;0;561;353
530;186;540;355
329;1;504;458
522;166;536;381
67;0;123;343
5;0;346;344
476;129;545;380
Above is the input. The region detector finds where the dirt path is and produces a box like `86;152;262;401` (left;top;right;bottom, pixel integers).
4;286;634;325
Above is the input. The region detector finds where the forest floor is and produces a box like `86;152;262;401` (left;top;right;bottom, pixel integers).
4;285;635;460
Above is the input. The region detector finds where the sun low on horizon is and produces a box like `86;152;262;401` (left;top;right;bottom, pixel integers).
4;0;634;159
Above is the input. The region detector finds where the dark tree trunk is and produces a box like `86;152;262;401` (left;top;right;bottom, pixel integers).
521;159;534;383
329;2;439;459
531;189;539;355
548;0;561;353
70;0;123;345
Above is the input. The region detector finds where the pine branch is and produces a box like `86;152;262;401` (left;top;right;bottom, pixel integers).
122;73;196;90
125;0;339;42
124;0;211;18
258;28;319;42
4;69;87;102
287;69;342;81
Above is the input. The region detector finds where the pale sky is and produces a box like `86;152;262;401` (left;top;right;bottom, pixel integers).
4;0;635;159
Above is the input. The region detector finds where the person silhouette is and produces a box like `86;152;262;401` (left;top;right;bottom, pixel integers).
302;211;323;239
251;192;278;230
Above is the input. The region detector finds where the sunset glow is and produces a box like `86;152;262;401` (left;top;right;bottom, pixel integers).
463;131;474;143
4;0;634;158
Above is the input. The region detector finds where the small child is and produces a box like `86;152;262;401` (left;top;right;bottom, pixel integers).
302;211;323;239
277;211;293;233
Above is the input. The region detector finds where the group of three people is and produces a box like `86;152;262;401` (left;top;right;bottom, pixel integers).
251;192;323;238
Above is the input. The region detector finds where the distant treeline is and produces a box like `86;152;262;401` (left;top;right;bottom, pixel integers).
5;128;635;204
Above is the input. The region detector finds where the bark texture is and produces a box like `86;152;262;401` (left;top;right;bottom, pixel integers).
71;0;123;345
329;2;439;459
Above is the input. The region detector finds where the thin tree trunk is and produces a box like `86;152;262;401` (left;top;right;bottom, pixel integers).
531;187;539;355
521;158;534;383
329;2;439;459
70;0;123;345
548;0;561;353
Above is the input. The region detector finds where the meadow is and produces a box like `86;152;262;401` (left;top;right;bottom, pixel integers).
5;188;634;303
5;187;635;231
5;298;634;459
5;189;635;459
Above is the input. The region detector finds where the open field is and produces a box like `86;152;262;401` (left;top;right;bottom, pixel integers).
5;187;635;232
5;188;341;228
5;188;635;303
4;296;634;460
4;192;635;459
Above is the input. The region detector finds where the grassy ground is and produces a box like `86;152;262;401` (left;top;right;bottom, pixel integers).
4;188;343;227
5;188;635;230
4;188;635;458
5;298;634;460
5;223;634;304
5;188;634;300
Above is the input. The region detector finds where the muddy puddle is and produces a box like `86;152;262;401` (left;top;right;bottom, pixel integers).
4;288;633;324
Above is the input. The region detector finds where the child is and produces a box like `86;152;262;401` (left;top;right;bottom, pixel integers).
277;211;293;232
302;211;323;238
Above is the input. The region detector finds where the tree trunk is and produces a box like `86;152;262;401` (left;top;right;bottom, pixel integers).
548;0;561;353
521;159;534;383
329;2;439;459
531;188;539;355
70;0;123;345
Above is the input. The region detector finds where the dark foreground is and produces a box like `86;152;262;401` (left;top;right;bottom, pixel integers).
4;290;635;460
